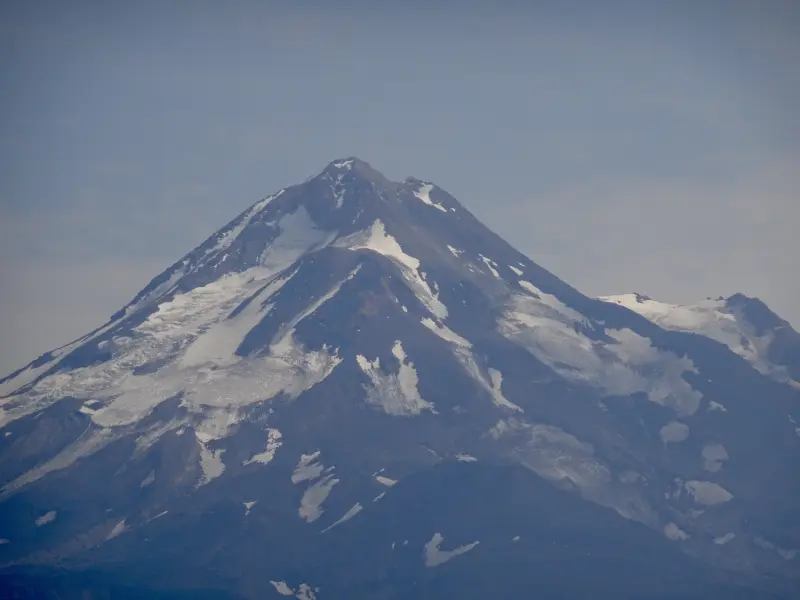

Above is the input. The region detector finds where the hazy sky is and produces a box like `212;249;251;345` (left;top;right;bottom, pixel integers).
1;0;798;374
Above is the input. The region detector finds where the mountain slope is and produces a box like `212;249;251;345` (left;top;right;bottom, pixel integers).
1;158;798;599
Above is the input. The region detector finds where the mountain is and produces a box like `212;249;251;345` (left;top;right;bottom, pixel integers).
1;158;798;600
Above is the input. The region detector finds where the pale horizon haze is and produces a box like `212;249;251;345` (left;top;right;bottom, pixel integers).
1;0;798;374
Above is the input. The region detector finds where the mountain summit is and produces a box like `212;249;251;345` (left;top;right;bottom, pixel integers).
1;159;798;599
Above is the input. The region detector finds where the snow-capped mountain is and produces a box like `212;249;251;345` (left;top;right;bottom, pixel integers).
1;158;798;599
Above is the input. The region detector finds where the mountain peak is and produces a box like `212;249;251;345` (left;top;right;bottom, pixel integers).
320;156;389;183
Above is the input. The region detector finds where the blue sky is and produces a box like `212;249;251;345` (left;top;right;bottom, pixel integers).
1;0;798;373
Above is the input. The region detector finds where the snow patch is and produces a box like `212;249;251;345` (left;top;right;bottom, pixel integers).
447;245;463;257
492;421;611;493
196;434;225;486
499;283;702;416
412;183;447;212
376;475;397;486
106;519;127;541
202;190;284;261
292;451;324;484
299;475;339;523
478;254;500;278
179;270;293;368
487;368;523;412
0;335;101;400
659;421;689;443
295;584;318;600
243;428;283;466
488;419;652;522
509;265;523;276
664;522;690;541
599;293;795;383
321;502;363;532
456;453;477;462
1;206;340;452
244;501;257;515
702;443;729;473
424;532;480;567
292;452;338;523
336;220;447;318
270;581;295;596
140;470;155;487
2;428;117;498
684;480;733;506
754;537;797;560
715;532;735;545
421;317;470;348
708;400;727;412
356;341;435;416
422;318;521;412
35;510;57;527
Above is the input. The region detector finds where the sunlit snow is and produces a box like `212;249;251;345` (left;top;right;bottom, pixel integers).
684;480;733;506
487;368;522;412
299;475;339;523
356;341;435;416
321;502;363;532
332;158;354;169
714;532;735;545
664;522;690;541
599;293;795;383
0;206;343;468
659;421;689;443
270;580;294;596
292;451;324;484
106;519;128;541
196;435;225;486
412;183;447;212
421;317;521;412
336;220;447;319
35;510;57;527
702;443;729;473
754;537;798;560
243;428;283;466
423;532;480;567
202;190;285;260
478;254;500;278
140;470;155;487
500;281;703;417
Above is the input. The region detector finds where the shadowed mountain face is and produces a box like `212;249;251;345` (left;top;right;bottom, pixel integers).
1;158;798;600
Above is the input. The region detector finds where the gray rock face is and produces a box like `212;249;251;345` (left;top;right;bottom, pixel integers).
0;158;798;599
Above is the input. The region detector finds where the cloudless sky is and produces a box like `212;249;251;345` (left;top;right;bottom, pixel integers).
1;0;798;373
